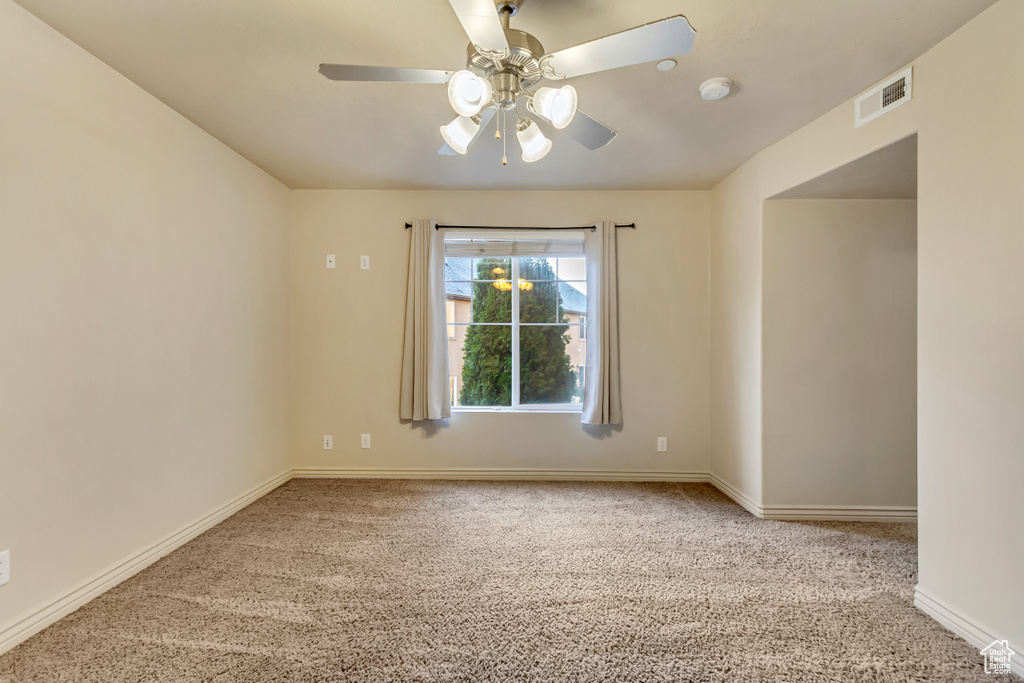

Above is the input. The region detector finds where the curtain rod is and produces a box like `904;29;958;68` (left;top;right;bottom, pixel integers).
404;223;636;231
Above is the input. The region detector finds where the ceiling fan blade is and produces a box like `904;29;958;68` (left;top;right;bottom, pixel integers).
542;15;695;80
448;0;510;54
319;64;453;84
439;108;495;155
564;110;617;150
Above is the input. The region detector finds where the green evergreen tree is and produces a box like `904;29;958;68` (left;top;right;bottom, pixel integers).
460;258;577;405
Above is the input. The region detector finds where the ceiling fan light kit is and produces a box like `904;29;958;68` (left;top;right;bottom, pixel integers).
320;0;697;165
440;115;482;154
530;85;578;129
448;70;493;117
515;119;553;162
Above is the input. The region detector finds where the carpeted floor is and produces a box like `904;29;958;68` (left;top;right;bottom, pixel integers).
0;480;1015;682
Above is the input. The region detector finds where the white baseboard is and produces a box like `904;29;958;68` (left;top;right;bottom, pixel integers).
915;585;1024;677
761;505;917;522
292;468;709;482
708;473;764;517
0;469;292;656
705;474;916;522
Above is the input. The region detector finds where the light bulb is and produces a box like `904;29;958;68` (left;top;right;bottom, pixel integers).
530;85;578;129
515;120;552;163
448;70;492;117
439;115;480;155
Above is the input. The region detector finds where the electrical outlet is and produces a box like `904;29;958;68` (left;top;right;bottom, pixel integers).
360;433;371;449
360;255;370;270
326;254;336;269
0;549;10;587
657;437;668;452
323;435;333;450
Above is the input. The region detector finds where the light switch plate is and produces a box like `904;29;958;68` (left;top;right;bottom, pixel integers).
326;254;336;269
0;549;10;587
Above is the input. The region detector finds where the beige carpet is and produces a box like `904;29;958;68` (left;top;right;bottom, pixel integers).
0;480;1014;682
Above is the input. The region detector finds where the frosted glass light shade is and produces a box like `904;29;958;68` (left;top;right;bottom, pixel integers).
440;116;480;155
516;121;552;163
448;70;492;117
530;85;578;129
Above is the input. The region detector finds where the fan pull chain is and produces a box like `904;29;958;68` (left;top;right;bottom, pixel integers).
502;109;507;166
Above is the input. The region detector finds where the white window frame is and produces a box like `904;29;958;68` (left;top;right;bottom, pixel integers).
447;254;585;414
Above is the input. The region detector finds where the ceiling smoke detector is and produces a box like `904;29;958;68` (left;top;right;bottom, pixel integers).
699;77;732;100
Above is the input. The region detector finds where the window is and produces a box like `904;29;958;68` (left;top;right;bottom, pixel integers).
446;300;456;338
444;235;586;411
578;364;586;388
579;315;587;340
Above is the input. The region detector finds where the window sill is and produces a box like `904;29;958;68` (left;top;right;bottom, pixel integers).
452;406;583;415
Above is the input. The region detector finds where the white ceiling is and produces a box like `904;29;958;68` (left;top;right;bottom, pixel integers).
14;0;993;190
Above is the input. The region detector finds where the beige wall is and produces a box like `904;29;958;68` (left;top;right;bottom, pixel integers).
710;0;1023;652
709;158;765;503
290;190;709;475
763;200;917;507
0;0;291;636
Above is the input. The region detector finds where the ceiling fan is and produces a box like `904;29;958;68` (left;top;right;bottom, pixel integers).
319;0;695;164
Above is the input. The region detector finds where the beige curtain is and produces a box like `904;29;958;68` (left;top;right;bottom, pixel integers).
582;221;622;425
400;220;451;420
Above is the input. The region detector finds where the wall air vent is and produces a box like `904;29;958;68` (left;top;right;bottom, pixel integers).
855;67;912;128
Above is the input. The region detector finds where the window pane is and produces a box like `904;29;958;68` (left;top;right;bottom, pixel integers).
464;257;511;323
558;282;587;321
519;257;556;282
519;324;579;404
444;258;473;301
563;315;584;344
473;257;511;281
520;281;557;323
447;253;586;411
470;283;511;323
556;257;586;282
455;324;512;407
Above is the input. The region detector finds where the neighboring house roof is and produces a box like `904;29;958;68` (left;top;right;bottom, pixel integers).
557;281;587;315
444;258;586;315
444;258;473;301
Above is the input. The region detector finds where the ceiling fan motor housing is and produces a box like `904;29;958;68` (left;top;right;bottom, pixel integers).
495;0;524;17
466;27;545;102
